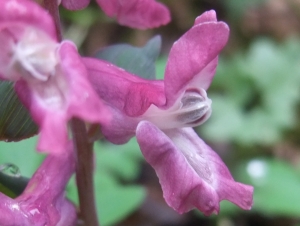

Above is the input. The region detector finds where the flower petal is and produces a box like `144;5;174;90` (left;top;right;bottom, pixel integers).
14;80;69;154
83;57;165;117
194;10;217;24
96;0;171;29
0;0;57;40
0;193;30;225
16;142;76;226
15;42;110;154
0;142;76;226
136;121;253;215
58;42;110;124
164;12;229;106
0;0;58;81
85;10;229;116
100;105;139;144
61;0;90;10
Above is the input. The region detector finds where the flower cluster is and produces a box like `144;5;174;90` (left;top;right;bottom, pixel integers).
84;10;253;215
0;0;253;225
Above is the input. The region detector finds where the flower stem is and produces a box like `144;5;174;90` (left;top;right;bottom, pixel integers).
42;1;100;225
71;118;100;226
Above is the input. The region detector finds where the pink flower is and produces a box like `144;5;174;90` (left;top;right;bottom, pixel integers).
0;142;76;226
0;0;109;154
83;11;253;215
60;0;171;29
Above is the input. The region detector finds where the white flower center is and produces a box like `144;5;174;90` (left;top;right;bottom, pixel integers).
0;26;68;109
142;88;212;129
10;27;58;82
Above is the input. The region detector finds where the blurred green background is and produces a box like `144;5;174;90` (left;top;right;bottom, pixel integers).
2;0;300;225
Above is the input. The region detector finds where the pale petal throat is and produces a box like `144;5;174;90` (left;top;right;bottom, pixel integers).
168;129;214;184
10;27;58;82
4;27;68;109
142;88;212;129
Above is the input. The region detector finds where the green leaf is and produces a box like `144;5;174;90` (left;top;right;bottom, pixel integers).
67;166;146;226
96;185;145;226
60;6;100;27
94;138;143;181
95;36;161;80
202;38;300;145
236;158;300;216
155;57;167;80
224;0;266;21
0;81;38;141
0;136;44;196
0;136;44;177
200;95;244;143
66;139;145;226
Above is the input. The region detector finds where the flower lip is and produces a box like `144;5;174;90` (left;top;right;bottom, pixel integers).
141;88;212;129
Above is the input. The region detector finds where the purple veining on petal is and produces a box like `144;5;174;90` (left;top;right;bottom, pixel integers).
136;121;253;215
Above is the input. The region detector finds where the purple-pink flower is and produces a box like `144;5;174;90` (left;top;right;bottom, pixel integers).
0;0;110;154
60;0;171;29
0;142;76;226
83;11;253;215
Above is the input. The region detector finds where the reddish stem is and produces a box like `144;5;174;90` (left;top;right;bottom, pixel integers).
71;118;100;226
42;1;100;225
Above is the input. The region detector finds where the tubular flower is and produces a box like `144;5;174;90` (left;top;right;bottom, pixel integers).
60;0;171;29
0;142;76;226
84;11;253;215
0;0;109;154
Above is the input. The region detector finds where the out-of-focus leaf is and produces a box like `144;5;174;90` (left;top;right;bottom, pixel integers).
67;171;145;226
61;7;100;47
155;57;167;80
67;138;145;226
95;36;161;80
224;0;266;21
0;136;44;197
60;6;100;27
202;38;300;145
235;158;300;216
96;185;145;226
0;81;38;141
94;138;143;181
0;136;44;177
199;95;243;142
66;172;119;206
